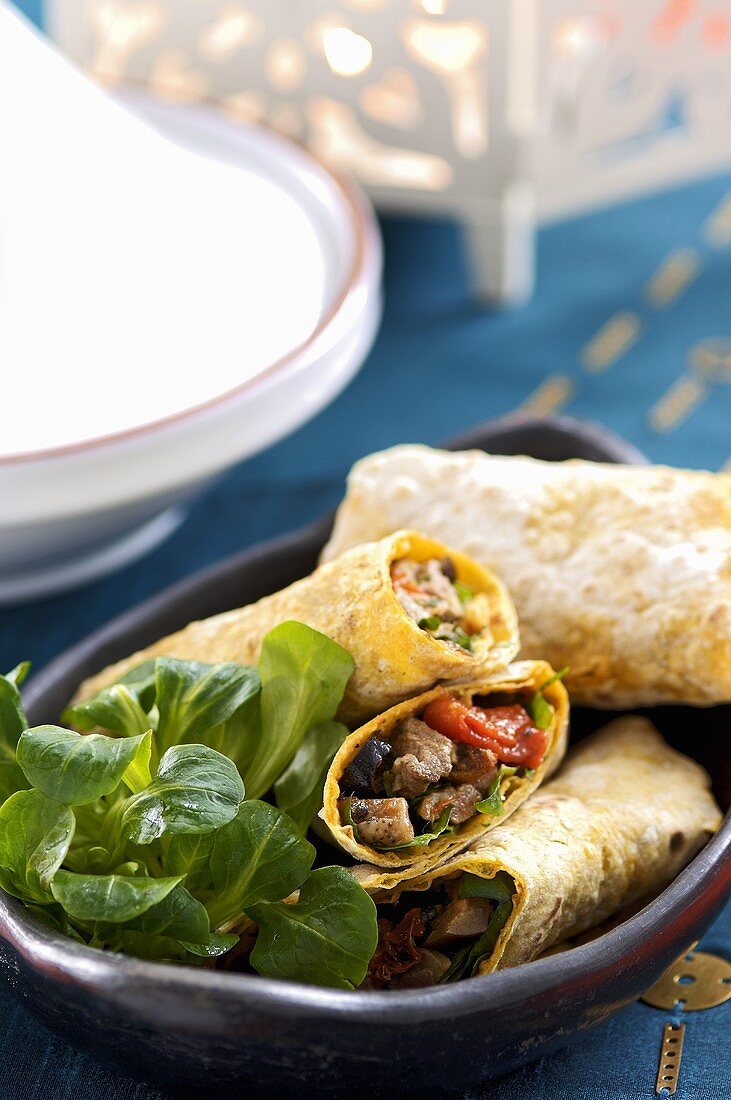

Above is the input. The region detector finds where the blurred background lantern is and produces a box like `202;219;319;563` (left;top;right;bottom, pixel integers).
49;0;731;304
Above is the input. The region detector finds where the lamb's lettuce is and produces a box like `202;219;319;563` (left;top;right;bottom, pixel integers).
0;625;378;989
244;622;354;799
249;867;377;990
0;790;75;904
273;720;347;833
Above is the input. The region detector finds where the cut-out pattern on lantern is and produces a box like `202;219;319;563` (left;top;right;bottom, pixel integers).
49;0;731;303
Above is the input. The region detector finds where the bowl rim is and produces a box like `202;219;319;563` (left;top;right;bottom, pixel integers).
0;96;379;468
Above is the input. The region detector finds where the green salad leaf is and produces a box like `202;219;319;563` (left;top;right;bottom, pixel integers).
244;622;354;799
122;744;244;845
443;871;515;982
475;764;519;817
0;628;379;988
384;804;454;849
51;870;181;923
528;667;568;731
207;800;314;928
62;685;150;739
0;790;75;904
249;867;377;990
273;720;346;833
155;658;260;753
17;726;150;806
0;666;30;762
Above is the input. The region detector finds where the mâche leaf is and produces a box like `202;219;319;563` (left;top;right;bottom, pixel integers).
0;666;29;762
249;867;378;990
183;932;239;958
62;684;150;739
51;870;181;923
114;883;210;945
0;790;75;904
0;762;29;804
121;744;244;845
163;832;215;897
273;721;347;833
17;726;150;806
207;801;314;928
155;658;260;753
244;623;354;800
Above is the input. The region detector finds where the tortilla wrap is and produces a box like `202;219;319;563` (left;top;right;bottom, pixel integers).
321;445;731;707
75;530;519;727
354;717;721;975
322;660;569;872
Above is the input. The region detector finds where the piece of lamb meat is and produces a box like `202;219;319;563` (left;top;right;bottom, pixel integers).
417;783;483;825
345;796;415;847
450;743;498;791
386;717;456;800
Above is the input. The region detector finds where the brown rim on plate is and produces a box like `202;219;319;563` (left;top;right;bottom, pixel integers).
0;94;378;468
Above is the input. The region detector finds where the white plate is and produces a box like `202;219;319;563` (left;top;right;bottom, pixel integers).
0;7;381;603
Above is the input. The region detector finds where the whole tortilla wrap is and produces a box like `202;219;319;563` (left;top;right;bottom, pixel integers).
322;660;569;872
321;445;731;708
354;717;721;975
75;530;519;727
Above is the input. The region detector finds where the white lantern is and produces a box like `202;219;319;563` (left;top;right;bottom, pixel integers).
50;0;731;304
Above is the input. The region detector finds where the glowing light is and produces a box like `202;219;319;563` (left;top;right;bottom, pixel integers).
402;19;488;157
88;0;164;83
198;6;263;61
421;0;447;13
322;26;374;77
149;49;209;102
265;38;307;93
403;19;486;74
553;17;595;58
308;97;452;190
360;68;422;128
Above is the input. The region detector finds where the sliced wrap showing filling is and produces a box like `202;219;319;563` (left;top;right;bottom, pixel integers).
73;530;519;727
354;717;722;986
322;661;569;871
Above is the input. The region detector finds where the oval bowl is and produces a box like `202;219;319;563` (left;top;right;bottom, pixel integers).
2;414;729;1097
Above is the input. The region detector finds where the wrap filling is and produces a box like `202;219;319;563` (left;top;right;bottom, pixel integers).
391;556;490;651
338;684;554;850
363;871;516;988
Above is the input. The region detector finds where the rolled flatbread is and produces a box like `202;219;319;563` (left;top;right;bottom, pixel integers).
321;445;731;708
322;660;569;872
75;530;519;726
354;717;721;986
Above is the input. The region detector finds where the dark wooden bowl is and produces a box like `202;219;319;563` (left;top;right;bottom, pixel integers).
1;415;728;1098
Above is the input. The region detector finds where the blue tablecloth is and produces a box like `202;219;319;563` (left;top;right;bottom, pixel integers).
4;5;731;1095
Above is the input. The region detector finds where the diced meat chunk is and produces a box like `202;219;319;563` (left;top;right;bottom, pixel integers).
426;898;493;948
345;796;415;847
417;783;482;825
450;743;498;791
386;717;455;800
388;948;451;988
